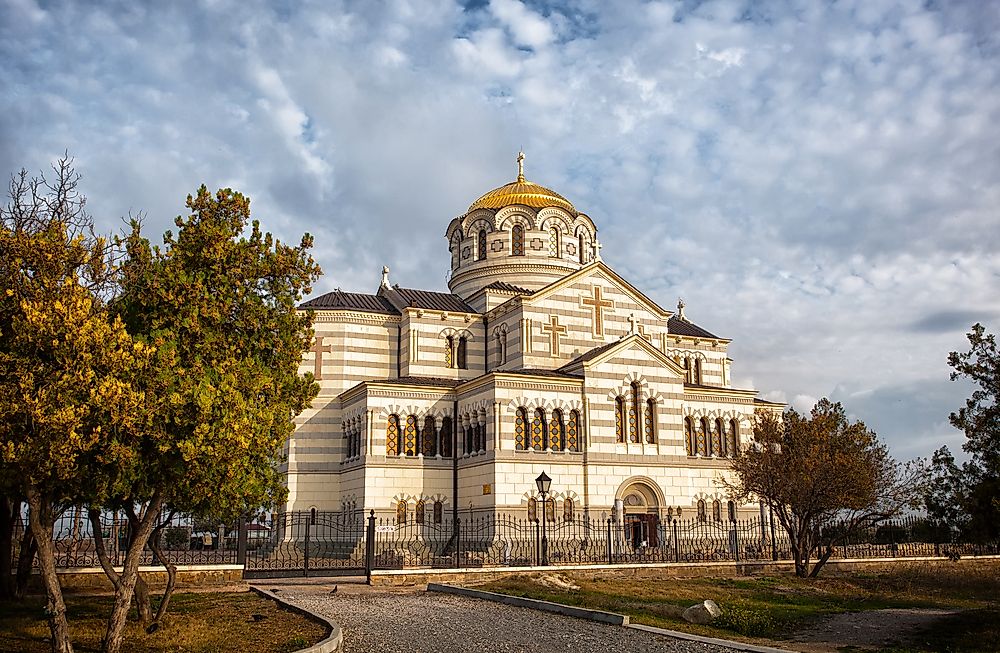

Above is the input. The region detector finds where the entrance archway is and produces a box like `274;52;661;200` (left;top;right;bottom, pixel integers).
616;479;663;548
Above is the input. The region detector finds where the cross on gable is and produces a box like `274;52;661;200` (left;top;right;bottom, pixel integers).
312;336;328;380
581;285;614;338
540;315;568;356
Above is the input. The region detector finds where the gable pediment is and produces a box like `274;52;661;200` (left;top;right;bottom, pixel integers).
523;261;672;319
559;334;686;378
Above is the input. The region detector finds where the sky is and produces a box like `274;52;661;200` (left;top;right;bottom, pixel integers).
2;0;998;463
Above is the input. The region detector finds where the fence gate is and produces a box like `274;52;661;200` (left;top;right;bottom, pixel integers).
243;511;367;578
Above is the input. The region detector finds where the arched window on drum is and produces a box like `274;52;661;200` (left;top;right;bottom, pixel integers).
548;226;561;257
477;228;487;261
511;223;525;256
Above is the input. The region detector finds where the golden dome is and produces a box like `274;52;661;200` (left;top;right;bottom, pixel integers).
466;152;578;215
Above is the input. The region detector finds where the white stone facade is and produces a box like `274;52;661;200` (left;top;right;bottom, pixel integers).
286;158;781;531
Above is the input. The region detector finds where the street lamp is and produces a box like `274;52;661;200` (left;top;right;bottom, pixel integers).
535;472;551;565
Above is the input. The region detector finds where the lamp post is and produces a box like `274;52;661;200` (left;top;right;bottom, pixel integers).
535;471;551;566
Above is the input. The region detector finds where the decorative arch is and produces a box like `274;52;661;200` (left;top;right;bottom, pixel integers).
614;477;666;512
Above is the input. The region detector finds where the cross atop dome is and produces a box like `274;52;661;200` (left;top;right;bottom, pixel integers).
516;151;525;183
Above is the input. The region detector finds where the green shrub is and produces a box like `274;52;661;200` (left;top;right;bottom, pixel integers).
716;601;778;637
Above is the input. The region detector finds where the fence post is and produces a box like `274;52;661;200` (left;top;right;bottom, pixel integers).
733;520;740;562
673;520;680;563
455;517;462;569
303;512;310;578
606;518;612;564
237;515;248;569
534;518;541;566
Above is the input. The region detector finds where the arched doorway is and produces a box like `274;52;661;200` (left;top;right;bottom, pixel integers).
617;480;662;548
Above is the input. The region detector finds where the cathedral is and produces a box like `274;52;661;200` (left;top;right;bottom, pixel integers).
285;154;777;537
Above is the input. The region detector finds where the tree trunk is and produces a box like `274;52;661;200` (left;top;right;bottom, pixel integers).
0;496;15;598
25;488;74;653
147;533;177;626
87;509;122;592
809;546;834;578
102;496;161;653
15;523;37;598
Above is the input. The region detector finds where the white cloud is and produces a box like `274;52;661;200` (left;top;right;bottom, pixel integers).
1;0;998;462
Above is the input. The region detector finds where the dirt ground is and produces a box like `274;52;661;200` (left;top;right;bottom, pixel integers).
785;608;961;652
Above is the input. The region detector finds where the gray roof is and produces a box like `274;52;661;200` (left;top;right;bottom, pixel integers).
300;289;399;313
667;315;719;339
482;281;531;294
394;287;477;313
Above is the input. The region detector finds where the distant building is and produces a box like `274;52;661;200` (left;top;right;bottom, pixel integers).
286;153;779;541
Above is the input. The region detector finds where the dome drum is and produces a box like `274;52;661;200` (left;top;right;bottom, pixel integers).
445;153;599;300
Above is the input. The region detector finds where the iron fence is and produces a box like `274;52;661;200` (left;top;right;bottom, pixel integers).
11;506;243;568
12;508;998;576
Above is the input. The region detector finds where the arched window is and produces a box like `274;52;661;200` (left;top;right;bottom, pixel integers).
684;357;693;383
563;498;574;522
567;410;580;452
386;414;400;456
457;336;468;369
728;419;739;457
695;358;703;384
404;415;418;456
310;507;317;525
699;417;710;456
416;500;426;524
545;497;556;522
514;408;527;450
433;500;444;524
644;398;656;443
549;409;564;450
578;233;586;264
477;228;487;261
396;501;407;525
548;226;560;257
511;224;525;256
685;417;696;455
445;335;454;368
495;332;503;366
615;397;626;443
712;500;722;522
727;501;736;522
500;331;507;364
697;499;707;523
527;497;538;522
629;382;641;443
715;418;725;457
423;416;437;457
440;416;452;458
451;232;462;269
531;409;546;450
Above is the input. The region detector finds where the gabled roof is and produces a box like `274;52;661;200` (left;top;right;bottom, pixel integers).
482;280;531;295
300;289;399;314
668;315;719;339
558;334;686;377
392;287;477;314
498;368;582;379
524;261;673;319
366;376;463;388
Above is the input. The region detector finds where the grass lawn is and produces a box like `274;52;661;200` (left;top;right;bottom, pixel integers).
479;562;1000;652
0;591;327;653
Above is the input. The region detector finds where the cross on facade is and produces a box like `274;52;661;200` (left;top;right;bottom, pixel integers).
312;336;327;380
581;285;614;337
541;315;568;356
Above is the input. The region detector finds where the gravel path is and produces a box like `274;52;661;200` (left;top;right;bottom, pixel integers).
284;588;735;653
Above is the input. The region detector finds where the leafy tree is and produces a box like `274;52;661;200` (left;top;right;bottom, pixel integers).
0;159;150;653
88;186;321;653
723;399;926;578
927;324;1000;541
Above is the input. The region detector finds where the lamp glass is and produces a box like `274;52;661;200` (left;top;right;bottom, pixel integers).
535;471;552;495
